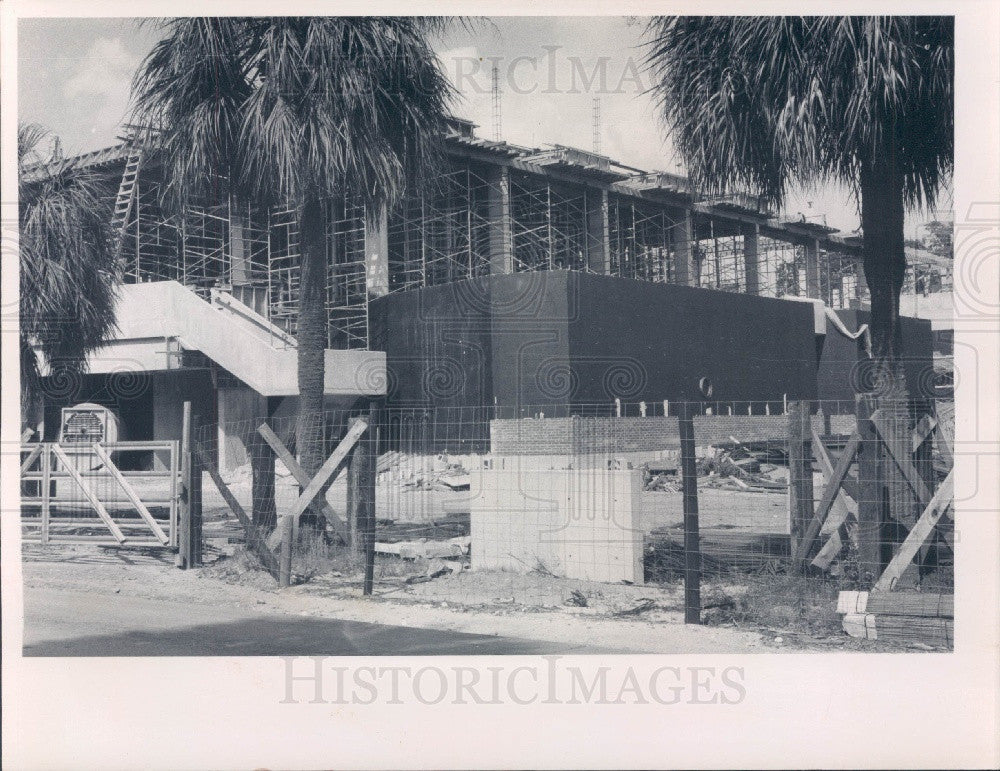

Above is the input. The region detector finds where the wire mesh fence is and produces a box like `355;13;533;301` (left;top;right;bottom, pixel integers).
183;395;953;628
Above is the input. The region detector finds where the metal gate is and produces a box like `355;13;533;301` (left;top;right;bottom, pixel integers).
20;441;180;546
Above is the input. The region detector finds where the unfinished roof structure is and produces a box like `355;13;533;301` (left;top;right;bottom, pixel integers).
26;119;952;355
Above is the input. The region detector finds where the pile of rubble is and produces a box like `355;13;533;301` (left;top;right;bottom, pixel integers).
642;438;790;494
378;451;471;491
701;438;789;493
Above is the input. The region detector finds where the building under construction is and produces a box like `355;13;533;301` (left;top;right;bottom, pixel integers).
25;118;945;454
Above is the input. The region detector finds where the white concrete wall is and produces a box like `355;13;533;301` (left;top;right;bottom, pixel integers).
471;462;644;584
151;372;184;471
217;385;267;474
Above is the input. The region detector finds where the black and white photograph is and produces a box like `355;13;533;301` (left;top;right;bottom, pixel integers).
2;3;998;769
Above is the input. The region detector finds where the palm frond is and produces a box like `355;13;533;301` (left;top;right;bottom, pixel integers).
131;16;456;216
18;123;119;410
644;16;953;211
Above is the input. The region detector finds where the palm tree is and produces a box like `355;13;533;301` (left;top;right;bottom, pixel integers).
19;123;118;431
130;18;455;511
645;17;953;394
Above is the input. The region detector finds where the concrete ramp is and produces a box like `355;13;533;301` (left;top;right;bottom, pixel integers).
80;281;385;397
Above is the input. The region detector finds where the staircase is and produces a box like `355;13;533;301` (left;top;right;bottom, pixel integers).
80;281;386;398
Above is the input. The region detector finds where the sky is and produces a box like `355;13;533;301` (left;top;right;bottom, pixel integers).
17;16;951;236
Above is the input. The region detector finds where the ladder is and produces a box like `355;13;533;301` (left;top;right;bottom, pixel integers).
110;149;142;265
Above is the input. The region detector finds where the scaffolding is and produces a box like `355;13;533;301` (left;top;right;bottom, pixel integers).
509;171;589;272
107;149;953;356
819;250;866;309
387;160;496;292
608;195;675;283
756;237;806;299
267;203;301;338
179;188;230;296
694;228;745;293
123;170;180;284
328;197;369;350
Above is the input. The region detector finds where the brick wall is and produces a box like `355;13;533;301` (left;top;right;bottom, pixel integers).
490;413;857;455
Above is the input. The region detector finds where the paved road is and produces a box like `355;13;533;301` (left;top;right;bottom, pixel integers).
23;589;604;656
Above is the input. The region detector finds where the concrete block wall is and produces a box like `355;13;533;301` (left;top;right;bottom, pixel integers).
470;465;644;584
489;413;857;456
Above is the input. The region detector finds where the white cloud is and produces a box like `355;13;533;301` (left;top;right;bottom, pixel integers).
61;37;139;148
63;37;137;98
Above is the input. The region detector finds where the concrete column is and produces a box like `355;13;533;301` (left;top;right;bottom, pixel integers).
230;210;249;285
487;165;513;275
670;206;696;287
804;238;821;299
229;205;270;315
365;206;389;298
742;223;760;296
585;188;610;273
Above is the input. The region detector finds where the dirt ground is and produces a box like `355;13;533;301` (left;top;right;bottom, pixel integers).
18;541;915;654
18;542;774;654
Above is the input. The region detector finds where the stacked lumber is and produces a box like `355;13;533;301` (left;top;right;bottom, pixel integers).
837;590;953;649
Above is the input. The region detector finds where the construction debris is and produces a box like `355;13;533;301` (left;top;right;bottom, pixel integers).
613;598;657;616
374;536;470;560
381;452;474;492
404;558;464;584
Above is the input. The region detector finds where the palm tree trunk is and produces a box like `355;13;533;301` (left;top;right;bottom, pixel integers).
859;140;914;581
860;150;908;398
295;196;329;485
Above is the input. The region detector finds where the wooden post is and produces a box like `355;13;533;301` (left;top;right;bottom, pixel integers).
278;515;294;588
678;402;701;624
189;413;204;567
855;394;883;586
347;434;360;555
177;402;191;568
362;404;379;596
787;400;814;568
197;444;281;580
257;423;349;543
40;445;51;545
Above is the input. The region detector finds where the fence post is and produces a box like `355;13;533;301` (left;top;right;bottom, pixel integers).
855;394;883;586
347;419;362;554
40;445;51;545
788;400;814;570
189;413;204;567
279;515;294;588
176;401;192;568
678;402;701;624
362;404;378;596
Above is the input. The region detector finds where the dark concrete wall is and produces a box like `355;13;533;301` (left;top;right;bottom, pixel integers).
370;271;819;414
488;271;571;410
565;272;818;404
817;310;936;403
369;277;495;408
